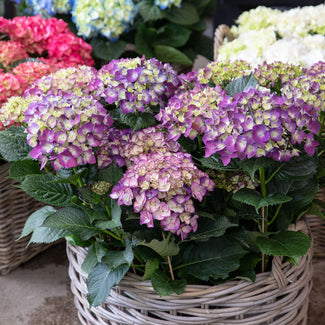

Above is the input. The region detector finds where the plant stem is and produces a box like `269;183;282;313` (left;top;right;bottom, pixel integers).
261;206;265;273
259;167;266;273
102;229;124;243
73;167;84;188
162;232;175;280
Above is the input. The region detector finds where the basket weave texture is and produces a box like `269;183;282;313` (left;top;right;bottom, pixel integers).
307;188;325;258
213;24;234;61
67;220;312;325
0;162;49;275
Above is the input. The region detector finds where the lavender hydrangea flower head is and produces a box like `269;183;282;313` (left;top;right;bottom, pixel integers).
23;91;113;170
98;56;181;114
110;151;214;240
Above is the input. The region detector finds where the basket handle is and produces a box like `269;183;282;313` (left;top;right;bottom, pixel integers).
213;24;234;61
271;220;310;288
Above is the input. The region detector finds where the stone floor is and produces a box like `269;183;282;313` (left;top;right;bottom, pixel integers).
0;241;324;325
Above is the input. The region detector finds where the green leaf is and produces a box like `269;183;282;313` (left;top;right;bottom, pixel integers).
276;154;318;181
50;168;88;186
232;188;292;211
186;215;237;241
197;155;239;171
42;207;101;240
165;3;199;25
0;127;31;161
97;198;122;230
19;206;69;244
142;259;160;280
20;173;74;206
90;38;126;61
135;24;156;58
9;160;42;182
97;162;124;185
180;237;246;281
157;24;191;47
82;241;109;274
256;231;311;261
306;202;325;220
225;74;258;97
154;45;192;66
137;0;165;21
137;235;179;258
65;235;92;247
87;263;129;307
237;157;277;180
151;269;186;296
102;238;134;268
119;111;157;130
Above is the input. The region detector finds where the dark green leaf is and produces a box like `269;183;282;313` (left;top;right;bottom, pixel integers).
97;162;124;185
43;207;101;240
142;259;159;280
82;241;109;274
197;156;239;171
225;74;258;97
97;198;122;230
154;45;192;66
135;24;156;58
276;154;318;181
157;24;191;47
237;157;277;180
50;168;88;186
137;0;165;21
0;127;31;161
256;231;311;261
87;263;129;307
20;173;74;206
180;237;246;280
137;235;179;258
186;215;237;241
102;238;134;268
65;235;92;247
9;160;42;182
306;202;325;220
165;3;199;25
19;206;69;244
151;269;186;296
90;38;126;61
121;112;157;130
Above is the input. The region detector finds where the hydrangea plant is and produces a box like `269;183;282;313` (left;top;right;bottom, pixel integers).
0;58;321;308
12;0;215;68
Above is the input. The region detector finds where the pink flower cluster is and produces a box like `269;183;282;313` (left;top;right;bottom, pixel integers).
0;15;94;108
110;151;214;240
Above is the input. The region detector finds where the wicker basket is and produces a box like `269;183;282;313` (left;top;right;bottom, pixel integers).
67;220;312;325
0;162;50;275
213;24;234;61
306;188;325;258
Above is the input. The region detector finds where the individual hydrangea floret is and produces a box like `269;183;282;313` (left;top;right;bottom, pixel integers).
98;56;181;114
71;0;137;40
154;0;182;10
23;91;113;170
110;151;215;240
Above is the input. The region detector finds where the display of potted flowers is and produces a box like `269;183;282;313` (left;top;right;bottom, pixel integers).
11;0;215;69
0;57;321;323
216;4;325;67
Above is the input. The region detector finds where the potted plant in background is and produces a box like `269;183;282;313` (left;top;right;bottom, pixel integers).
0;57;320;324
0;14;94;275
11;0;215;70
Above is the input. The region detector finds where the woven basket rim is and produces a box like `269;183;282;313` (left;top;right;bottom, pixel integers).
213;24;234;61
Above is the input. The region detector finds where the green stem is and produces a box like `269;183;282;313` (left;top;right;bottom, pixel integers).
73;167;84;188
259;167;267;198
102;229;124;243
266;203;283;227
265;164;283;185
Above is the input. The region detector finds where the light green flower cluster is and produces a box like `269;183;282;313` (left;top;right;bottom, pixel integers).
72;0;137;40
197;60;252;86
53;0;72;13
154;0;182;10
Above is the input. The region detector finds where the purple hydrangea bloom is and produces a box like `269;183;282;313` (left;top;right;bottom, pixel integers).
110;151;215;240
24;91;113;170
97;56;181;114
